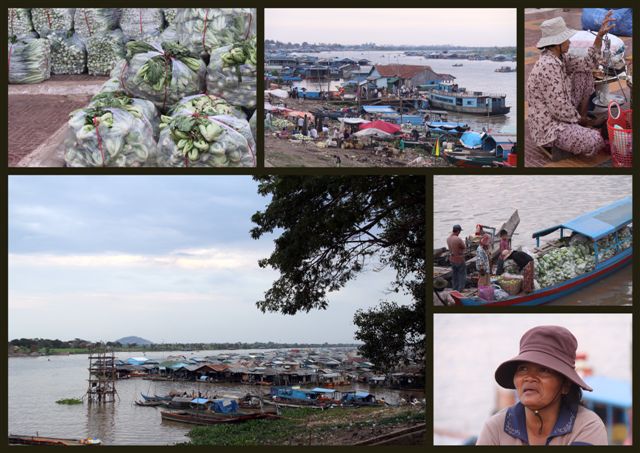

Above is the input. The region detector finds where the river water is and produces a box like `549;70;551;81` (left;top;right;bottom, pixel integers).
8;349;420;446
290;50;516;134
433;175;633;305
433;313;632;443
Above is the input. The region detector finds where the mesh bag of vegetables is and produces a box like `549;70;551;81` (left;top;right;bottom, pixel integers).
86;29;125;76
8;38;51;84
169;94;245;120
206;38;256;109
74;8;120;39
31;8;74;37
64;106;156;167
163;8;178;26
118;40;206;113
120;8;164;41
8;8;34;39
249;110;256;141
159;25;177;43
90;91;160;138
157;113;255;167
175;8;255;57
96;77;123;95
48;31;86;75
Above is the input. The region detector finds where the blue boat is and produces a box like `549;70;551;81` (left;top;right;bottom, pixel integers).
425;83;510;116
451;196;633;306
583;375;632;445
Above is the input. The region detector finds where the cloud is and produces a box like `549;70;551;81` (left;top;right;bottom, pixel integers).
9;246;269;271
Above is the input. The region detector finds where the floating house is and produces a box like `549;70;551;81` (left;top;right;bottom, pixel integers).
368;65;455;92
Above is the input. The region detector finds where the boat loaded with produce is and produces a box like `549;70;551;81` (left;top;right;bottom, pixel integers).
450;196;633;306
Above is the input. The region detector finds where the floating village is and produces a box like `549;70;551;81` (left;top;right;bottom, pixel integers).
265;48;517;167
9;346;425;445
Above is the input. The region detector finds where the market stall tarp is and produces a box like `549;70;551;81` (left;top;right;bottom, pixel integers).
354;128;393;138
339;118;371;124
265;89;289;99
359;120;401;134
362;105;397;114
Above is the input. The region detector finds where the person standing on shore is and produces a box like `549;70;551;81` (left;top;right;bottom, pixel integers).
447;224;466;291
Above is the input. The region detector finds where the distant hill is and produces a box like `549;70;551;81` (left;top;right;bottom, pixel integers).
115;336;153;345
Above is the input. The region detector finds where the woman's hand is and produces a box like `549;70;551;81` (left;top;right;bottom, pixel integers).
597;10;615;38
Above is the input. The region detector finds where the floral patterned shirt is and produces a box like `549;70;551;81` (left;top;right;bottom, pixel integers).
526;47;599;146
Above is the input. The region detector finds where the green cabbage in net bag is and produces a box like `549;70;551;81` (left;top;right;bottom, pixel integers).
120;8;164;41
169;94;245;119
48;31;86;75
8;38;51;84
175;8;255;57
119;40;205;113
8;8;34;39
90;91;160;138
64;106;156;167
86;29;125;76
157;113;255;167
31;8;74;37
74;8;120;39
206;39;256;109
249;110;256;142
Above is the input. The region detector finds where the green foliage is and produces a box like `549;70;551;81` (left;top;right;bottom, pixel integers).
56;398;83;405
250;176;425;369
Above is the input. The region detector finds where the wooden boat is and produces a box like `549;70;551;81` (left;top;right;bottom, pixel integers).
140;393;172;402
425;83;510;115
495;66;516;73
135;400;165;407
9;434;102;446
450;196;632;306
443;149;506;168
160;409;279;426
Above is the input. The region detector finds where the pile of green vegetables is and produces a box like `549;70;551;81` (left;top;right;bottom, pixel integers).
157;113;255;167
8;38;51;84
163;8;178;25
48;31;86;75
535;244;596;288
31;8;74;37
90;91;160;137
121;40;205;112
8;8;34;39
596;227;632;261
171;94;243;119
175;8;255;57
86;30;124;76
64;106;156;167
206;38;256;108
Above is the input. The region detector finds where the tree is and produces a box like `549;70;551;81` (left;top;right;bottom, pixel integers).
251;176;425;371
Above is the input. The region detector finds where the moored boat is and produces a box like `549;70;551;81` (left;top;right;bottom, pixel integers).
450;196;633;306
9;434;102;446
425;83;510;116
160;410;278;425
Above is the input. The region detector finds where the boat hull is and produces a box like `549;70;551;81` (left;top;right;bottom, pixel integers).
160;410;277;425
427;97;511;116
451;248;632;306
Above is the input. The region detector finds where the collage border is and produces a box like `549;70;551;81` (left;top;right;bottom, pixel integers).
3;2;639;450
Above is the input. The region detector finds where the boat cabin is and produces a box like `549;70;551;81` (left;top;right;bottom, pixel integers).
582;376;632;445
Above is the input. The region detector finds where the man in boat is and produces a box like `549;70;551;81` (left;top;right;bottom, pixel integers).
496;229;512;275
447;224;466;291
526;13;614;157
499;249;534;293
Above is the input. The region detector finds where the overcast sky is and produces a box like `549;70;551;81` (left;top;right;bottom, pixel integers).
266;9;516;47
8;176;408;344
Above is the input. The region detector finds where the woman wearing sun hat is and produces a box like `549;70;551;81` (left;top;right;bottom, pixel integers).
477;326;607;445
500;249;534;293
526;12;614;157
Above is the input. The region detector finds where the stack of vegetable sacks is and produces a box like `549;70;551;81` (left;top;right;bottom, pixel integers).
8;38;51;84
157;94;255;167
596;227;632;261
64;105;156;167
119;40;206;112
207;37;257;109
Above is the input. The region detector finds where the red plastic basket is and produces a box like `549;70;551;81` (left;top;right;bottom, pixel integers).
607;102;633;168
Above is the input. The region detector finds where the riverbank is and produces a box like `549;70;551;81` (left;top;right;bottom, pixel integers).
185;405;425;446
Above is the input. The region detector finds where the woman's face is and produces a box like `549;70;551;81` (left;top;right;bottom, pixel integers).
560;40;571;53
513;362;569;410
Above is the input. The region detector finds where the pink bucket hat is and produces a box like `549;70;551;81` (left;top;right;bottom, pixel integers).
495;325;592;391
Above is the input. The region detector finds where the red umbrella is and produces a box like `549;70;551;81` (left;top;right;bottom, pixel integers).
358;120;402;134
